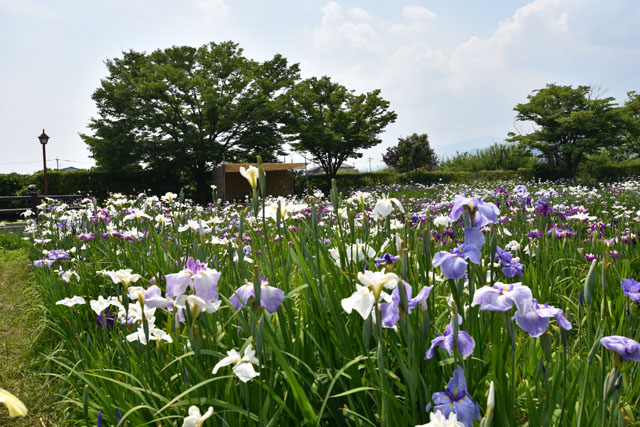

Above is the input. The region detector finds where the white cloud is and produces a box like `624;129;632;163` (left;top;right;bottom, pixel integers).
402;5;436;21
314;2;379;51
347;7;371;21
446;0;576;92
195;0;229;24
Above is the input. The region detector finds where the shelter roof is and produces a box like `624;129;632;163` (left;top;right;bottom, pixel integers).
219;163;305;173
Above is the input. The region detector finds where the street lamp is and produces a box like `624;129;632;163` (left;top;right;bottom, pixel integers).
38;129;49;195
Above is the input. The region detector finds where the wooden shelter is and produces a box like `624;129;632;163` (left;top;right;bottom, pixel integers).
212;163;305;200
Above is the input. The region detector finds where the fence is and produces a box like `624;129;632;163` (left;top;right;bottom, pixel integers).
0;184;87;219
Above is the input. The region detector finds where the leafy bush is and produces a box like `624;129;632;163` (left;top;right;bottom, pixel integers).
439;143;535;172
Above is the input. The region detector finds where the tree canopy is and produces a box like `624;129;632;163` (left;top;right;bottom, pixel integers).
82;41;299;201
383;133;437;172
508;84;625;176
621;91;640;156
283;76;396;182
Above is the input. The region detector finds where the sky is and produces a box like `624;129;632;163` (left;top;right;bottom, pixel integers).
1;0;639;174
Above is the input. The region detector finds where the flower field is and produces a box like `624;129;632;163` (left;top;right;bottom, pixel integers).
20;174;640;426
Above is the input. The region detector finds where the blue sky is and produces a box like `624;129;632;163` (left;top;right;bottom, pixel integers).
1;0;639;173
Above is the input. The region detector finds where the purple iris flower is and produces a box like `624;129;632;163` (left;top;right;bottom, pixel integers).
536;199;552;217
47;249;70;261
601;336;640;362
514;299;571;337
494;186;509;196
431;366;481;427
97;308;116;329
77;233;96;242
374;253;401;267
230;278;285;313
471;282;532;314
525;229;543;239
495;246;513;265
620;278;640;303
494;246;523;278
449;195;499;228
433;244;481;280
380;282;433;327
502;261;524;279
425;315;475;359
165;257;221;302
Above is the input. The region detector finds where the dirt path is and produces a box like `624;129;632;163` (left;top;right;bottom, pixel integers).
0;247;62;425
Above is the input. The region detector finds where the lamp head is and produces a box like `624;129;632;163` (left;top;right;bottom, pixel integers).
38;129;49;145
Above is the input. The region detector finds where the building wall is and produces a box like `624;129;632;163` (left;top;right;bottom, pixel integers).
222;170;294;200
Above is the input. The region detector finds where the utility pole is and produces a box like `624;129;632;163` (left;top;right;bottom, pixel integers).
367;157;373;173
55;158;60;170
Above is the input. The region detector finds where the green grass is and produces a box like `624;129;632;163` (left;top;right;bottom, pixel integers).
0;240;63;425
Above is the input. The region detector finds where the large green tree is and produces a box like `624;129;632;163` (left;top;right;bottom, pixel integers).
82;41;300;202
621;91;640;155
508;84;625;176
283;76;397;183
383;133;437;172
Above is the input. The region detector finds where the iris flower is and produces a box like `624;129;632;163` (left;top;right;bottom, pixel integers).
229;278;285;313
433;245;481;280
357;270;399;300
380;282;433;327
341;284;378;320
415;410;465;427
165;257;221;302
431;366;480;427
471;282;532;314
55;296;86;307
239;166;259;190
0;388;28;417
182;406;214;427
620;278;640;302
98;269;142;289
425;316;475;359
600;336;640;362
449;195;499;228
513;299;571;337
212;344;260;382
373;194;404;219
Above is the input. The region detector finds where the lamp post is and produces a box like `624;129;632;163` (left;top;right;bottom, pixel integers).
38;129;50;195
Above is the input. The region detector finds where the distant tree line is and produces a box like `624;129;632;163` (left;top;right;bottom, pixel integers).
382;84;640;177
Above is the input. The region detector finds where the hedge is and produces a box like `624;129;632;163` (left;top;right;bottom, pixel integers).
3;161;640;202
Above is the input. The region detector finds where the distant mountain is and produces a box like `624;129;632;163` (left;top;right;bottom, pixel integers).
434;136;505;160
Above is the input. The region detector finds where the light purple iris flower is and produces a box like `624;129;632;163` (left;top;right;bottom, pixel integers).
144;285;174;309
601;336;640;362
620;278;640;303
433;244;481;280
513;299;571;337
32;258;55;268
230;278;285;314
449;195;500;228
380;282;433;327
431;366;481;427
165;257;221;302
463;227;485;249
471;282;532;314
425;315;475;359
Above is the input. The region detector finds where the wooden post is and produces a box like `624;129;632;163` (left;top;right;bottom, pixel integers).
28;184;39;219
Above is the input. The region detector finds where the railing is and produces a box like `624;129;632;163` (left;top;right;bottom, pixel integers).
0;184;87;218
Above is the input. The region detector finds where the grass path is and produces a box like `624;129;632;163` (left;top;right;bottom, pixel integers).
0;245;62;425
